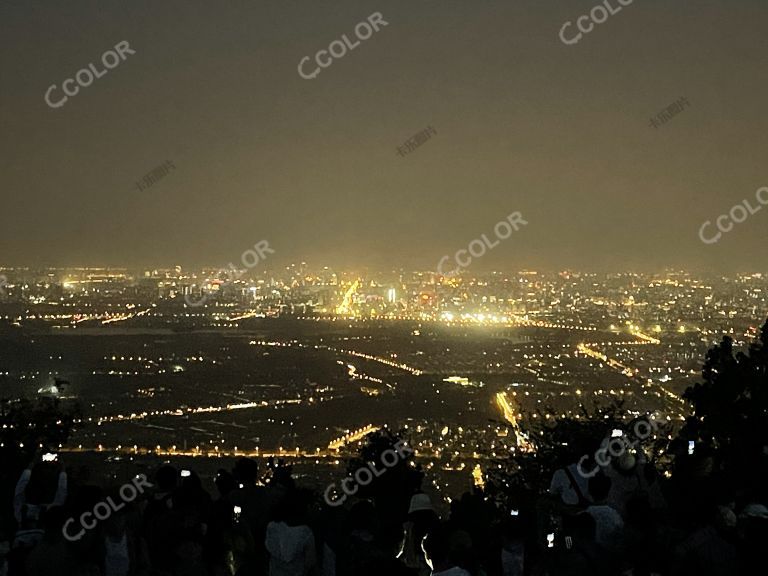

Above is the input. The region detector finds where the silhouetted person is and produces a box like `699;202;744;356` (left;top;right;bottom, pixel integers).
143;465;179;575
422;524;471;576
205;469;236;576
264;489;316;576
231;458;275;575
500;518;524;576
13;454;67;549
99;507;149;576
550;513;608;576
399;494;438;576
24;506;78;576
585;473;623;555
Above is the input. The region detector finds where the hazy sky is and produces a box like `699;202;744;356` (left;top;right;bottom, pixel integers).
1;0;767;272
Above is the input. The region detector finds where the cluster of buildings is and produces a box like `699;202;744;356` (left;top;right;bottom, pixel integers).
0;265;765;496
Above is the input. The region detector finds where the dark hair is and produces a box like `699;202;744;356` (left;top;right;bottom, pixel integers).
588;472;611;502
275;488;313;525
155;465;178;492
271;464;295;489
422;523;452;567
502;516;524;541
233;457;259;484
181;470;202;491
25;463;59;505
349;499;376;531
215;469;235;495
410;508;439;557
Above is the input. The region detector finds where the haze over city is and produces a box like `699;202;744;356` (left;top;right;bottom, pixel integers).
2;0;768;271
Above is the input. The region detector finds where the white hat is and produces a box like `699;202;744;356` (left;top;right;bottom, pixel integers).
408;493;434;514
740;503;768;519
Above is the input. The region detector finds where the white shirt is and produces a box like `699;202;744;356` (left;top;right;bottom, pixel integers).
265;521;316;576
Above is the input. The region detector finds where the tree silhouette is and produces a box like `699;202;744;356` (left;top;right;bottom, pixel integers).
345;428;423;545
485;402;625;509
680;318;768;492
0;395;80;474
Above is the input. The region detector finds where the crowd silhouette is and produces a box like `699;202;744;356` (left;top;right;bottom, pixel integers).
0;321;767;575
0;436;765;576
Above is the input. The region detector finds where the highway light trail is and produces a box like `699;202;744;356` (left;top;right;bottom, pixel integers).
101;307;150;325
328;424;380;450
576;333;687;415
576;343;636;377
249;340;424;375
495;392;533;451
78;398;300;425
336;279;360;315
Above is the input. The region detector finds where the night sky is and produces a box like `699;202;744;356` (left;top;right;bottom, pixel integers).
2;0;767;272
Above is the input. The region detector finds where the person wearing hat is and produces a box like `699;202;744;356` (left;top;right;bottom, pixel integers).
408;494;435;516
398;494;439;576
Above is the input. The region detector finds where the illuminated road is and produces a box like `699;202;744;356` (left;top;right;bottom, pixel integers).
101;307;151;325
495;392;533;451
76;398;301;426
509;315;597;332
629;328;661;344
576;333;686;415
338;361;384;384
227;311;265;321
329;347;423;375
336;279;360;315
250;340;424;376
328;424;380;450
60;444;500;461
576;343;636;378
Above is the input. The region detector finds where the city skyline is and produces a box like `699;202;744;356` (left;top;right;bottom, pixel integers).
1;263;764;465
